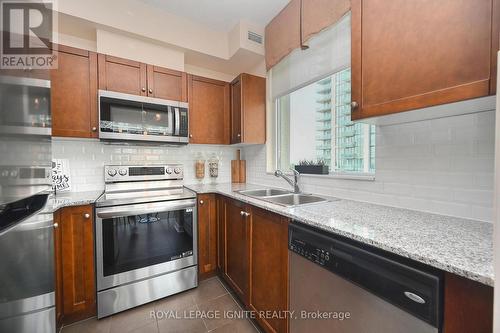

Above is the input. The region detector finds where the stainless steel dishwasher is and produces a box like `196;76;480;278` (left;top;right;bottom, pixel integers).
289;222;443;333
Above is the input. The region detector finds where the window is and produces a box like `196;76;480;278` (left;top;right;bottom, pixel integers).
276;68;375;173
269;12;375;175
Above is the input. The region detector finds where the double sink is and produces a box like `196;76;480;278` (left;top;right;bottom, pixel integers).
237;188;329;207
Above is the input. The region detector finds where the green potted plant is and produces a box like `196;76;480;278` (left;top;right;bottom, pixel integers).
294;159;329;175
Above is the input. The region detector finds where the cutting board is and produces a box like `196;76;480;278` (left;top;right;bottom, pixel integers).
231;150;246;183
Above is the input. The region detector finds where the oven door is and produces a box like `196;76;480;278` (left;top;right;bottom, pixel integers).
95;198;197;291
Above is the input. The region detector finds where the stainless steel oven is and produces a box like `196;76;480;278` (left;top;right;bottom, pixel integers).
98;90;189;144
95;165;197;318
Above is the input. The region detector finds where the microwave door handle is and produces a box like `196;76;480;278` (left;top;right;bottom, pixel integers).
174;107;180;136
96;199;195;219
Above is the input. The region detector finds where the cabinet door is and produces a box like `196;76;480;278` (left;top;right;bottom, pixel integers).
197;194;217;280
351;0;496;120
249;206;289;333
98;54;147;96
146;65;187;101
51;45;98;138
216;196;225;273
188;75;230;144
230;76;242;144
223;198;249;303
60;205;96;323
443;273;493;333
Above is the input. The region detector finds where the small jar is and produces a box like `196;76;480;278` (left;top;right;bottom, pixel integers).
195;153;205;181
208;153;219;182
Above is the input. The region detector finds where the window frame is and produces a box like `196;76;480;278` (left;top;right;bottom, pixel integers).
272;68;376;177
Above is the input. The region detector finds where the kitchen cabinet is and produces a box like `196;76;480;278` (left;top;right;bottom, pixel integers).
219;196;289;332
351;0;500;120
146;65;187;102
221;197;250;303
443;273;493;333
98;54;147;96
188;75;230;144
230;74;266;144
98;54;187;101
249;206;289;333
55;205;96;325
51;45;98;138
197;194;218;280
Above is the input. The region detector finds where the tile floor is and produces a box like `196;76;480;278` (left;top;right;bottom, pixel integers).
61;277;260;333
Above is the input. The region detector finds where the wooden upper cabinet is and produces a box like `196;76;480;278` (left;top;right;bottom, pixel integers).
98;54;187;101
222;198;250;304
146;65;187;101
57;205;96;324
249;206;289;333
51;45;98;138
188;75;230;144
351;0;500;120
98;54;147;96
230;74;266;145
197;194;218;280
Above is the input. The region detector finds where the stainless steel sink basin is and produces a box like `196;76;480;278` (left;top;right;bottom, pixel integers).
238;188;292;197
265;194;328;207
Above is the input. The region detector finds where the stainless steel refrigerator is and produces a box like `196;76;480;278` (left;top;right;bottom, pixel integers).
0;73;55;333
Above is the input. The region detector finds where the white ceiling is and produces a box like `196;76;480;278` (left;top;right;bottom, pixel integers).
137;0;289;32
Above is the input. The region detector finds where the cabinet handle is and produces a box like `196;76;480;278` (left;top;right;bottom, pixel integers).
92;126;97;132
240;211;245;216
53;223;59;229
189;134;193;138
351;101;359;110
149;88;153;94
84;213;90;219
199;200;204;205
244;212;250;217
237;133;241;137
141;87;146;92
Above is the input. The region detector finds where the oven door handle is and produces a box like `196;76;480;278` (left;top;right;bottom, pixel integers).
96;199;196;219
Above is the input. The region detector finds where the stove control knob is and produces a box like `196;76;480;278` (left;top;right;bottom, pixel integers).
10;170;18;178
107;169;117;177
119;168;127;176
0;170;8;177
166;167;173;174
174;167;181;174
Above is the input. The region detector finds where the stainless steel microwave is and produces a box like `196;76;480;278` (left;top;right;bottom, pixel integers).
98;90;189;144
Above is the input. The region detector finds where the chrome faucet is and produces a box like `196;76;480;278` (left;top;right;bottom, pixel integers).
274;169;301;193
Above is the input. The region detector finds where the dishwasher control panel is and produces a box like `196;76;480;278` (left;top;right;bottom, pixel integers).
289;236;331;266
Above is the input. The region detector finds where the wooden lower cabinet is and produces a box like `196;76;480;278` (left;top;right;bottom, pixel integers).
249;206;289;333
221;197;250;303
54;205;96;326
197;194;218;280
215;196;289;332
443;273;493;333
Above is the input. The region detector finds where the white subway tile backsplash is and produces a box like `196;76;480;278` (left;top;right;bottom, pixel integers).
52;139;238;192
244;110;495;222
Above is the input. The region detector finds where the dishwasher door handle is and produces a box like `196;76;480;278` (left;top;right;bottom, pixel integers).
404;291;426;304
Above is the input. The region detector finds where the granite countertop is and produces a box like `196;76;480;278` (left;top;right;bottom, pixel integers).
47;190;103;212
186;183;494;287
